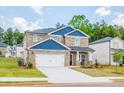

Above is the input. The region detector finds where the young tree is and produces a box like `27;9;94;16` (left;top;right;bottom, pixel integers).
112;49;123;73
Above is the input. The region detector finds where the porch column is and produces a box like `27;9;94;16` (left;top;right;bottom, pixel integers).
88;52;93;61
76;51;80;66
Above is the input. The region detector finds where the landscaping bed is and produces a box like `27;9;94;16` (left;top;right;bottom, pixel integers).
72;66;124;77
0;58;46;77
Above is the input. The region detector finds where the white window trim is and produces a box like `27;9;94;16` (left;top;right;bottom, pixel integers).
32;34;37;42
75;38;80;46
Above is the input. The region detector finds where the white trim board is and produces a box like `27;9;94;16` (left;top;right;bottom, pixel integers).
64;29;90;38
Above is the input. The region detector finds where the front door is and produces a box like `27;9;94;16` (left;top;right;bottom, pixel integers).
80;55;85;63
70;54;73;66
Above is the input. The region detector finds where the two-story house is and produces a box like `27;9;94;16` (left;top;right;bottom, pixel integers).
89;37;124;65
23;26;94;67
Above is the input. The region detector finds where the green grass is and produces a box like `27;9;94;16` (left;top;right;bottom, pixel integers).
0;57;46;77
72;66;124;77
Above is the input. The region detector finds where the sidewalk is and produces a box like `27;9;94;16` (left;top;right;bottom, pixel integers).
0;77;48;82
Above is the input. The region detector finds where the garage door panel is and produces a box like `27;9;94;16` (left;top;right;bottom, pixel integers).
35;54;65;67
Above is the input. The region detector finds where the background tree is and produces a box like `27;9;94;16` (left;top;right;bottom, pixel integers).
13;29;24;45
68;14;124;42
2;28;14;46
0;27;4;41
112;49;123;73
2;28;24;46
68;15;92;36
55;22;65;29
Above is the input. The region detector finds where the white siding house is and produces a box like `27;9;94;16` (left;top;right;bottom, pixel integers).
89;37;124;65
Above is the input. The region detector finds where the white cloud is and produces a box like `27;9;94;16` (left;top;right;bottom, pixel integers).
95;7;111;17
112;13;124;27
12;17;42;32
31;6;43;16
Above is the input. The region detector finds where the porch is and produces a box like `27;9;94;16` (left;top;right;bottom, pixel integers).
68;46;94;66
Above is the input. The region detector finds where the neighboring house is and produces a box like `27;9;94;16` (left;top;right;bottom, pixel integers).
0;41;8;56
15;44;24;58
23;26;94;67
89;37;124;65
0;41;24;58
5;44;24;58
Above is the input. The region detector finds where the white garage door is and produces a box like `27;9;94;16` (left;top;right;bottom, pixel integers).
35;54;65;67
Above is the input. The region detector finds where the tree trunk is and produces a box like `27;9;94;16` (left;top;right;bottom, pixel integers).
116;62;117;73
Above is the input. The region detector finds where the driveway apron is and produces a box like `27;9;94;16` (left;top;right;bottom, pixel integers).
37;67;112;83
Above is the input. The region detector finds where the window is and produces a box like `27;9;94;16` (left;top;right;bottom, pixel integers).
32;34;37;42
75;38;80;46
55;36;61;42
113;42;119;49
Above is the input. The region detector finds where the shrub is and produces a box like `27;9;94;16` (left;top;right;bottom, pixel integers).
27;62;33;69
80;61;85;67
95;59;99;68
17;58;23;67
119;63;123;67
0;51;2;56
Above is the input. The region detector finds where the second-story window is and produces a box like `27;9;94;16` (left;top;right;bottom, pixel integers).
32;34;37;42
75;38;80;46
55;36;61;42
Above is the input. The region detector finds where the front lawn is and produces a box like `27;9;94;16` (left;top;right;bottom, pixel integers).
0;58;46;77
72;66;124;77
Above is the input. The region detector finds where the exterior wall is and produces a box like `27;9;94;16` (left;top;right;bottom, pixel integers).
89;42;110;65
24;32;64;48
27;49;70;66
24;32;89;48
16;47;24;58
110;37;123;49
24;32;49;48
110;38;124;65
65;36;89;47
0;47;6;56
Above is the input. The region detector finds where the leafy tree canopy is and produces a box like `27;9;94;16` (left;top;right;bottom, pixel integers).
68;15;124;42
2;28;24;46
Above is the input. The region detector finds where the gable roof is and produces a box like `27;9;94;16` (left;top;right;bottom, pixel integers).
26;28;57;34
29;38;70;50
49;26;74;35
90;37;113;45
65;29;89;37
0;41;8;47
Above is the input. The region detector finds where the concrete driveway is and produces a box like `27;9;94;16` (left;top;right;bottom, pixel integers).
37;67;112;83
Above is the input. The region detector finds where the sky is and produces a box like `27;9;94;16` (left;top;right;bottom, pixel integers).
0;6;124;32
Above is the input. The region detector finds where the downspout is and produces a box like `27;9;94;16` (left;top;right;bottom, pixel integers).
109;40;111;65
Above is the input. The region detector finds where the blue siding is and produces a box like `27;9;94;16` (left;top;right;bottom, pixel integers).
30;39;69;50
68;30;87;37
52;27;74;35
